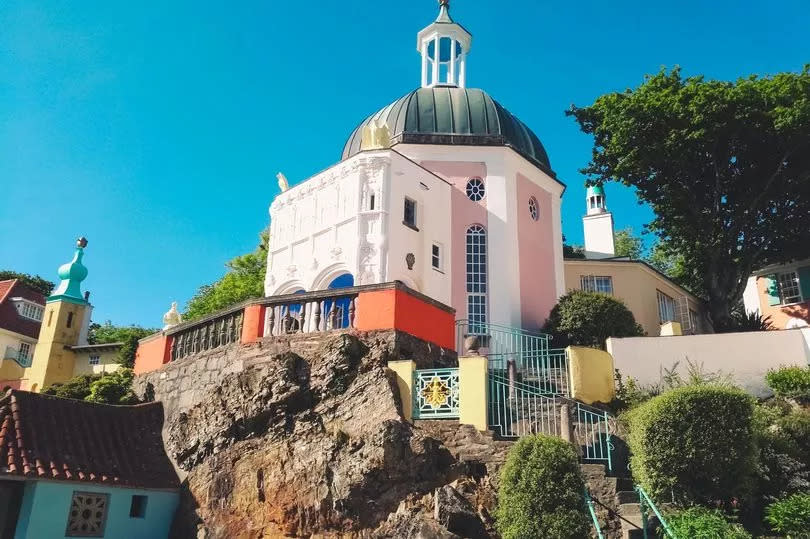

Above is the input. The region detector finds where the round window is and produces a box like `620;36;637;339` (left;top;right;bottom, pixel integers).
465;178;485;201
529;197;539;221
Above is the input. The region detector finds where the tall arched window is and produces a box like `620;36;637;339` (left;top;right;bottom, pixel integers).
466;224;488;332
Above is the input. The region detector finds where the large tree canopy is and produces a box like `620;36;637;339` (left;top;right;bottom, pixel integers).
568;67;810;329
184;229;268;321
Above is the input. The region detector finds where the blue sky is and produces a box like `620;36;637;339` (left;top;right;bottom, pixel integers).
1;0;808;327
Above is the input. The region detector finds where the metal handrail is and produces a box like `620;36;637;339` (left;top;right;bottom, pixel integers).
637;485;675;538
584;488;604;539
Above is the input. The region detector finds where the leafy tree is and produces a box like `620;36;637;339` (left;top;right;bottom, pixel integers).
568;67;810;330
544;290;644;347
184;229;268;321
614;226;644;259
88;321;157;368
626;385;757;505
85;368;138;405
0;271;55;296
496;435;591;539
42;374;99;400
562;234;585;259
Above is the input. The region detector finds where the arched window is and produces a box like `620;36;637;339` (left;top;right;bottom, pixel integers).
466;225;488;332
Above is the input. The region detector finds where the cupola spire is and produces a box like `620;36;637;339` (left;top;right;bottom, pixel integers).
417;0;472;88
48;237;90;304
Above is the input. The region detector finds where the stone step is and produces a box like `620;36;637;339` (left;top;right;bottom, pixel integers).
616;490;639;505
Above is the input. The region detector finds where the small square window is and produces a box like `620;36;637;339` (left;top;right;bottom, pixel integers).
129;495;148;518
89;355;100;366
432;243;443;271
403;198;417;229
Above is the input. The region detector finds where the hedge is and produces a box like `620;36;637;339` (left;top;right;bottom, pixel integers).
765;366;810;400
626;385;757;504
765;493;810;537
666;507;751;539
496;435;591;539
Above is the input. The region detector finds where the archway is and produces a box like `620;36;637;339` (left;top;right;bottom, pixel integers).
325;273;354;328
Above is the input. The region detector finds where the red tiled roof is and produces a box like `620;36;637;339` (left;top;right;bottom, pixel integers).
0;390;179;489
0;280;46;340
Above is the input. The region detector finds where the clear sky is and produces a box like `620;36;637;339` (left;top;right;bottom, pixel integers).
1;0;808;327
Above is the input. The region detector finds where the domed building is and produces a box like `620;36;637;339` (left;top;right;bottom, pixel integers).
264;1;566;331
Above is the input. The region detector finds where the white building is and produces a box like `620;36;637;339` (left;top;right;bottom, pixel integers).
264;1;566;331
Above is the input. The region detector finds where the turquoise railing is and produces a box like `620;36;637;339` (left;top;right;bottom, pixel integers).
576;402;613;472
413;368;460;419
637;485;675;538
488;372;560;438
457;320;569;396
584;488;604;539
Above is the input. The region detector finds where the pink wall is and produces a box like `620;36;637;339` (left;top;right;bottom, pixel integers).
516;172;557;330
420;161;488;322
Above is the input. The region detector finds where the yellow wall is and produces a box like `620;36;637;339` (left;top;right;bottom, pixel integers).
564;260;706;336
458;355;488;431
567;346;616;405
72;350;121;377
388;360;416;422
23;300;87;392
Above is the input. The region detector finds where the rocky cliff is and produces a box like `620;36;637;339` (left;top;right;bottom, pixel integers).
135;331;502;538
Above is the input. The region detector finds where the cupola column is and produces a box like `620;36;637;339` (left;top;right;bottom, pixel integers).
417;0;472;88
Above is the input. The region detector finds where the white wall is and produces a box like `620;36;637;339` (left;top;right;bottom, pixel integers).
583;212;615;259
608;328;810;397
383;154;452;305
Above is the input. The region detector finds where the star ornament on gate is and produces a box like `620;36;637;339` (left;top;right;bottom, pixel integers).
422;377;450;408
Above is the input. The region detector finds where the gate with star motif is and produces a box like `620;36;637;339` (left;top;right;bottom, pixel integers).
413;368;460;418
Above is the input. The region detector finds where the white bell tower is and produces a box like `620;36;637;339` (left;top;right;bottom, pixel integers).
417;0;472;88
583;185;616;259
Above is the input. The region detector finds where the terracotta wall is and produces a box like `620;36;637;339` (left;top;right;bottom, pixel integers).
134;334;173;375
755;276;810;329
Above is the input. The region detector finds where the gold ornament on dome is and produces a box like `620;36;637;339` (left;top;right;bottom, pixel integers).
421;377;450;407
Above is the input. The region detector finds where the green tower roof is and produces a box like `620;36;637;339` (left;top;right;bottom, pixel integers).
586;184;605;198
48;237;89;305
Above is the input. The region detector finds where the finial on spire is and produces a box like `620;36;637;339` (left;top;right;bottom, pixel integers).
77;236;88;248
439;0;449;6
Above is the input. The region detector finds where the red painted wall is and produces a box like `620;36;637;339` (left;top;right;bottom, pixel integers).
134;334;173;375
355;287;455;350
241;304;266;344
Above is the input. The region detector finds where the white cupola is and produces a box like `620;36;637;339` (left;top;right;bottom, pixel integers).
417;0;472;88
583;184;616;259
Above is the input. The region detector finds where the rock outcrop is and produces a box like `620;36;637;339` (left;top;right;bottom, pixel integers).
137;331;500;538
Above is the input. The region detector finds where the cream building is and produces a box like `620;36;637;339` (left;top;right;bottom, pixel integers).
565;186;709;336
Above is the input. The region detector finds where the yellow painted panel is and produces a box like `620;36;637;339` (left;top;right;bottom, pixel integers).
388;360;416;422
567;346;616;405
459;355;488;431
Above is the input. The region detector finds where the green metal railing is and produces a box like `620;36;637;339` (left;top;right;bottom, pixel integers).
584;488;604;539
637;485;675;538
457;320;569;396
576;402;613;471
413;368;459;419
488;372;560;438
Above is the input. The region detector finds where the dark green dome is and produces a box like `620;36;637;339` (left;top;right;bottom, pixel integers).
342;87;553;174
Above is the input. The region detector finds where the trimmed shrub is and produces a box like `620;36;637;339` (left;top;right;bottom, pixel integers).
666;507;751;538
779;410;810;465
766;366;810;400
765;493;810;537
496;435;590;539
626;385;757;504
543;290;644;347
85;368;139;405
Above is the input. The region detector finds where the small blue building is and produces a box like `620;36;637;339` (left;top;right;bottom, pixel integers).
0;390;180;538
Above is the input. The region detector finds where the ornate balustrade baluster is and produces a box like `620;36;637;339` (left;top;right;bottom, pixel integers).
329;303;337;330
268;306;276;336
314;301;322;332
299;302;307;333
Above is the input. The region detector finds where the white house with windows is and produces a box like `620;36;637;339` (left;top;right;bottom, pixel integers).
264;1;566;333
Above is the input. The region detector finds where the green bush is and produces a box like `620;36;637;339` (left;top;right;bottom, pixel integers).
666;507;751;538
779;410;810;465
85;368;139;405
543;290;644;347
42;374;100;400
765;493;810;537
626;385;757;504
766;366;810;400
496;435;591;539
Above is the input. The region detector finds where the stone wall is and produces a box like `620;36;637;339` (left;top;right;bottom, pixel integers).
133;328;456;419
